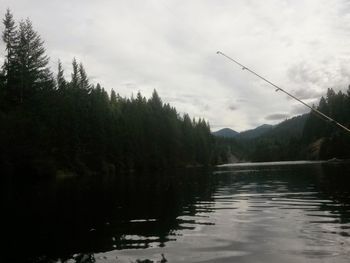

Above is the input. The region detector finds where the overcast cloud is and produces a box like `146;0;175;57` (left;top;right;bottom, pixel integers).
1;0;350;131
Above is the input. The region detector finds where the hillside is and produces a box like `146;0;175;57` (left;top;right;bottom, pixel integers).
213;114;311;162
259;114;309;140
244;114;309;161
237;124;274;139
212;128;238;138
213;114;307;141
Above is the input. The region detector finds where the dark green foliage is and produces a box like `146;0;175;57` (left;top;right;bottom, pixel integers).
56;59;66;90
0;11;215;180
302;88;350;159
236;124;273;139
212;136;243;164
231;115;308;162
78;62;91;91
15;19;54;103
70;58;79;89
1;9;17;107
1;12;54;108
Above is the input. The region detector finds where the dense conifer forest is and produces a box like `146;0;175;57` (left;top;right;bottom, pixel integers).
0;10;215;180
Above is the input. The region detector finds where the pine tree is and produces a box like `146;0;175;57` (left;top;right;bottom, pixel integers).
71;58;79;89
136;91;146;104
2;9;16;59
14;19;53;103
1;9;17;104
149;89;162;109
110;89;117;104
79;62;90;91
57;59;66;90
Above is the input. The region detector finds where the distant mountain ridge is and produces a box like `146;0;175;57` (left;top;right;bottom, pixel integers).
212;114;310;163
237;124;274;139
212;114;309;140
212;124;274;139
212;128;238;138
261;114;309;140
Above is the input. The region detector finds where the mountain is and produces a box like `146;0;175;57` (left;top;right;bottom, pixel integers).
243;114;310;162
212;128;239;138
212;114;311;163
261;114;309;140
213;124;275;139
213;114;309;141
237;124;274;139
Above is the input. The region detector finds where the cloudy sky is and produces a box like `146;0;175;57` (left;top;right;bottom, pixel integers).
1;0;350;131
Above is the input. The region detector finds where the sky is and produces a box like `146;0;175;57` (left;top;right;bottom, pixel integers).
1;0;350;131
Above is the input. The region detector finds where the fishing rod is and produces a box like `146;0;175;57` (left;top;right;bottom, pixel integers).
216;51;350;135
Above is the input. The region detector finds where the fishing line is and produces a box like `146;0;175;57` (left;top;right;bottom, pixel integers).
217;51;350;135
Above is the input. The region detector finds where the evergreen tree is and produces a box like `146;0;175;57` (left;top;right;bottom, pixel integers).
57;59;66;90
79;62;90;91
14;19;53;103
71;58;79;89
0;10;217;179
110;89;117;105
149;89;162;109
2;9;16;63
1;9;17;105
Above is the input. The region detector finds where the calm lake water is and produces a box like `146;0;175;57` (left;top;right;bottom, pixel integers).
6;161;350;262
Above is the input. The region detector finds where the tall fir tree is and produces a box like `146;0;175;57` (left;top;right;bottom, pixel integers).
71;58;79;89
57;59;66;90
78;62;90;91
1;9;17;105
149;89;162;109
2;9;16;61
110;89;117;105
14;19;53;103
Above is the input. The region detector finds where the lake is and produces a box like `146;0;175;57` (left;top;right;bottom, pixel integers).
6;161;350;262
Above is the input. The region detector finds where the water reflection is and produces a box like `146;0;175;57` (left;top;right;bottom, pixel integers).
6;168;216;262
5;162;350;262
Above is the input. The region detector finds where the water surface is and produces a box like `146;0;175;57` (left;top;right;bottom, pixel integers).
6;161;350;262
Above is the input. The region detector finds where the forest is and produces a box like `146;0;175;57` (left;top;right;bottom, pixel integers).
1;10;350;183
0;10;215;181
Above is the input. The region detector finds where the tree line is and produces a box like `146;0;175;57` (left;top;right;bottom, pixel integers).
0;10;214;180
302;87;350;159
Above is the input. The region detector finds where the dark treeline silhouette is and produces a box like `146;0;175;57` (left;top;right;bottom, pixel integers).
0;10;214;180
302;87;350;159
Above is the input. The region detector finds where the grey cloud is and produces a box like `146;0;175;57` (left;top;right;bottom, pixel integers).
265;113;289;121
203;104;210;111
290;104;310;115
287;57;350;100
291;88;323;100
287;62;322;86
228;104;238;111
